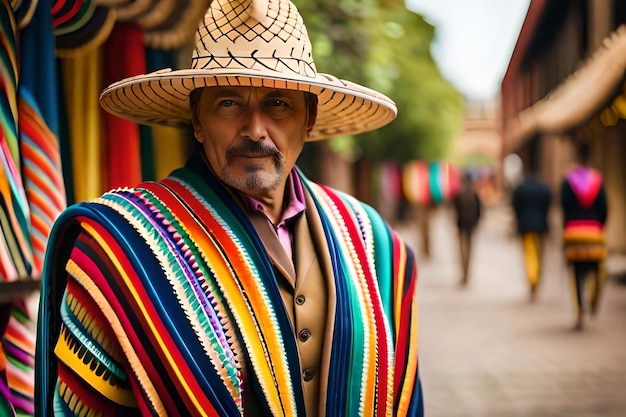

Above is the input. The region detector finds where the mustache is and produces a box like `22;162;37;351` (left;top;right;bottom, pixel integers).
226;140;280;159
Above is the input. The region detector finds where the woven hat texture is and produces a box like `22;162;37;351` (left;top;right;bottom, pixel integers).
100;0;397;141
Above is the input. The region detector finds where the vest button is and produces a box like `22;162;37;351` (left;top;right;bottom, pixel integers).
295;295;305;305
303;368;317;381
298;328;311;342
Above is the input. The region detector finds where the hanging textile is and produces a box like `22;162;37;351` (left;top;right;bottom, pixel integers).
0;4;33;415
19;0;66;276
1;0;66;415
102;21;144;189
0;1;208;415
60;48;104;202
53;0;116;58
144;46;192;181
403;160;431;207
0;0;32;282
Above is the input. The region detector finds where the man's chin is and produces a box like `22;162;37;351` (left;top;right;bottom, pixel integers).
222;169;282;193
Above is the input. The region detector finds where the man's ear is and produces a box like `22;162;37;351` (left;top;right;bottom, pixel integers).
305;93;318;134
190;88;205;143
193;121;205;144
306;105;318;134
306;113;317;134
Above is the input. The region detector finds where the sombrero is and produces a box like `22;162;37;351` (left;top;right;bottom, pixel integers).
111;0;154;21
99;0;397;141
53;1;117;57
13;0;38;29
132;0;176;29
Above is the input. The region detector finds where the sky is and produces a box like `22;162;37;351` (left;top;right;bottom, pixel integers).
405;0;531;103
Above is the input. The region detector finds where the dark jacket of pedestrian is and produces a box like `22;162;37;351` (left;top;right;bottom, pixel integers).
452;180;481;232
512;179;552;234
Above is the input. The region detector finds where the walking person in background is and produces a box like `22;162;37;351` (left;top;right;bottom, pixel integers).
452;172;482;286
511;162;552;301
560;142;608;330
34;0;423;415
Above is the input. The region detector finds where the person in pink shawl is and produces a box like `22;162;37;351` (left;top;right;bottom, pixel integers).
560;142;608;330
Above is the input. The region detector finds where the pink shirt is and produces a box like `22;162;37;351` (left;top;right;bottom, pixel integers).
238;170;306;260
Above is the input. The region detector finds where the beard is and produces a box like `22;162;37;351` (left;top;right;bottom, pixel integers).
221;139;285;192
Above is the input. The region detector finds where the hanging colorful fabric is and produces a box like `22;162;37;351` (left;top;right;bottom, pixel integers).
19;0;66;276
60;48;105;202
0;1;64;415
0;0;32;282
53;0;116;57
102;21;145;189
12;0;37;28
402;160;431;206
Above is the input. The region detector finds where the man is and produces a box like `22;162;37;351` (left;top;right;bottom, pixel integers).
451;172;481;286
35;0;423;416
560;142;608;330
511;163;551;300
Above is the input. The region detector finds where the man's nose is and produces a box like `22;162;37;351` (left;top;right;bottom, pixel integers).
243;108;268;141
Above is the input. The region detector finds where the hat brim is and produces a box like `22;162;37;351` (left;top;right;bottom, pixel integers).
99;68;397;141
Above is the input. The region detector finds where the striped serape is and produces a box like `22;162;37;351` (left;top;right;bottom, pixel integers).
36;154;423;416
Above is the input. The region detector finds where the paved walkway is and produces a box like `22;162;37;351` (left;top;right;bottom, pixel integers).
398;204;626;417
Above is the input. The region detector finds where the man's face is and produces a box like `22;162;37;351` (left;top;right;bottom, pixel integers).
192;86;314;200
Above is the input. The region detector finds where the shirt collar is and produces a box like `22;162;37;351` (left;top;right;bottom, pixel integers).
238;169;306;226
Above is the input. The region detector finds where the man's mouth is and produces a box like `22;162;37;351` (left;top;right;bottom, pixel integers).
234;152;274;158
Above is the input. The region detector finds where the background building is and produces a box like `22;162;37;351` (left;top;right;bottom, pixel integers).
501;0;626;271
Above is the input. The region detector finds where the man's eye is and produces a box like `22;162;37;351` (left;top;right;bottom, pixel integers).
220;100;234;107
268;99;286;107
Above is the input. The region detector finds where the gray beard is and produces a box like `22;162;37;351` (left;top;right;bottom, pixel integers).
223;139;285;192
221;157;285;193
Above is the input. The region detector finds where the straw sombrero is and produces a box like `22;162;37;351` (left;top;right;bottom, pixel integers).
111;0;154;21
132;0;177;29
53;2;117;57
99;0;397;141
13;0;38;29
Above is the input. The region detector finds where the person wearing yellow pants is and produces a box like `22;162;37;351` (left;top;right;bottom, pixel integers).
512;162;551;301
521;232;543;297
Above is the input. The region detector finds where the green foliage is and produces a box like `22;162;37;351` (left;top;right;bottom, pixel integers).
292;0;465;163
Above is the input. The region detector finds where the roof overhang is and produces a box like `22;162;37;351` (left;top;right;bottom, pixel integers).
505;24;626;148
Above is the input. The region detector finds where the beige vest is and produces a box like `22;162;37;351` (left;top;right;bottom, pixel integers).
241;189;336;417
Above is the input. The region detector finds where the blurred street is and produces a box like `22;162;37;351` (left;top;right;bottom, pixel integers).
399;203;626;417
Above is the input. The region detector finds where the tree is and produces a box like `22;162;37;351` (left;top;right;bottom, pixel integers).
293;0;464;164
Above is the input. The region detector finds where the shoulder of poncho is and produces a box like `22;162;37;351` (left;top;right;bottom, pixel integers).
301;177;394;249
303;177;384;221
55;183;175;229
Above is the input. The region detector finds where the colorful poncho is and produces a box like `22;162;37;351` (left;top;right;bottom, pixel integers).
561;167;607;263
35;155;422;416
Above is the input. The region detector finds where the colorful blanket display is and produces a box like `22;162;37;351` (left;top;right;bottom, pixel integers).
402;160;460;206
1;2;64;415
0;1;207;415
36;156;422;416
